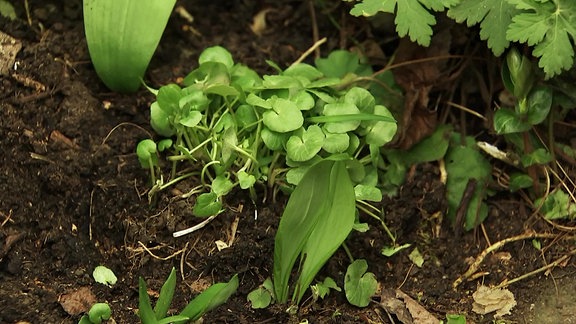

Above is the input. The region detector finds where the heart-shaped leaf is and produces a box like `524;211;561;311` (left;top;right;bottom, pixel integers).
322;130;349;153
363;105;397;146
323;102;361;133
193;192;222;217
344;259;377;307
286;125;324;162
263;98;304;133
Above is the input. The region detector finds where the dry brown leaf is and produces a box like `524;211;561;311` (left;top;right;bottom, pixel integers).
379;289;439;324
0;31;22;76
472;285;516;318
59;286;97;316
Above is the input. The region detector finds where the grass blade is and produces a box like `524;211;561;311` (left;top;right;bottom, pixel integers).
154;267;176;319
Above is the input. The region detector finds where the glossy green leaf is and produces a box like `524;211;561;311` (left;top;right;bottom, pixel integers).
292;90;315;110
83;0;176;92
237;171;256;189
322;131;350;153
343;87;376;113
286;125;324;162
493;107;530;134
283;63;323;80
193;192;222;217
354;184;382;202
344;259;377;307
88;303;111;324
260;127;287;151
263;98;304;133
508;173;533;192
295;161;356;303
273;161;332;302
150;102;175;137
247;287;272;309
178;274;239;322
315;50;370;78
93;265;117;287
526;86;552;125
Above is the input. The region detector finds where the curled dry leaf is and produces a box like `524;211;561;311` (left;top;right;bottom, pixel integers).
59;286;97;316
379;289;439;324
472;285;516;318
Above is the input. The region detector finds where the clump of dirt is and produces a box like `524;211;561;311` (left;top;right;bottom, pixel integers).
1;1;574;323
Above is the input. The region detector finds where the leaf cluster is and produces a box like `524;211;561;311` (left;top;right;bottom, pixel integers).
348;0;576;78
137;47;398;217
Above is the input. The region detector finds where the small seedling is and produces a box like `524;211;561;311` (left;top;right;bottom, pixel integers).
138;267;238;324
78;303;112;324
311;277;341;302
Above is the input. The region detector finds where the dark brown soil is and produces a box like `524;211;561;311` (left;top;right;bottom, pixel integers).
1;1;574;323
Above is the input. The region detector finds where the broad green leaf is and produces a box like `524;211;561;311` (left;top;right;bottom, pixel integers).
193;192;222;217
93;266;117;287
235;104;258;129
295;161;356;303
311;277;341;301
362;105;397;146
237;171;256;189
508;173;533;192
198;46;234;69
344;259;378;307
521;148;552;167
292;90;315;111
0;0;16;20
150;102;175;137
212;176;234;197
178;274;239;322
157;84;182;114
273;161;332;302
535;190;576;220
262;75;303;89
323;102;361;133
445;138;491;230
446;314;467;324
322;131;350;153
526;86;552;125
247;287;272;309
286;125;324;162
354;184;382;202
263;98;304;133
246;93;271;108
178;110;202;127
314;50;370;78
447;0;519;55
493;108;531;134
507;0;576;77
260;127;288;151
154;268;176;320
283;63;323;80
343;87;376;113
83;0;176;92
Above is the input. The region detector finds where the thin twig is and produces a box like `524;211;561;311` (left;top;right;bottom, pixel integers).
290;37;327;67
173;214;218;238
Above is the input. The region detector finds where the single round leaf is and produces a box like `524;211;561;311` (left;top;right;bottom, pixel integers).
193;192;222;217
212;176;234;197
283;63;323;80
292;90;315;110
156;84;182;114
150;102;176;137
199;46;234;69
136;139;158;169
493;108;531;134
323;102;361;133
526;86;552;125
286;125;324;162
354;184;382;202
88;303;111;324
261;127;287;150
344;259;377;307
344;87;375;113
93;266;117;287
363;105;397;146
236;104;257;129
263;98;304;133
247;287;272;309
178;110;203;127
322;131;349;153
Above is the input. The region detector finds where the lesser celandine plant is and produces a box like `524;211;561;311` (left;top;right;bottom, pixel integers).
83;0;176;92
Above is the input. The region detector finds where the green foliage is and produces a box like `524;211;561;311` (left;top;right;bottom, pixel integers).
444;314;466;324
349;0;576;78
0;0;16;20
344;259;377;307
78;303;112;324
138;267;238;324
273;160;356;304
535;189;576;220
311;277;341;301
93;265;117;287
83;0;176;92
247;278;274;309
139;46;397;218
349;0;451;46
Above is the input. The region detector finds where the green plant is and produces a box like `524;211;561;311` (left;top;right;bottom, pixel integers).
348;0;576;78
344;259;377;307
83;0;176;92
138;267;238;324
78;303;112;324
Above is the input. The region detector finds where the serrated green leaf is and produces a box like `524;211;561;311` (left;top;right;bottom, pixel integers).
447;0;519;55
507;0;576;77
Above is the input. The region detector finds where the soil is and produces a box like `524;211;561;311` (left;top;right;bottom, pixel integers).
1;1;575;323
